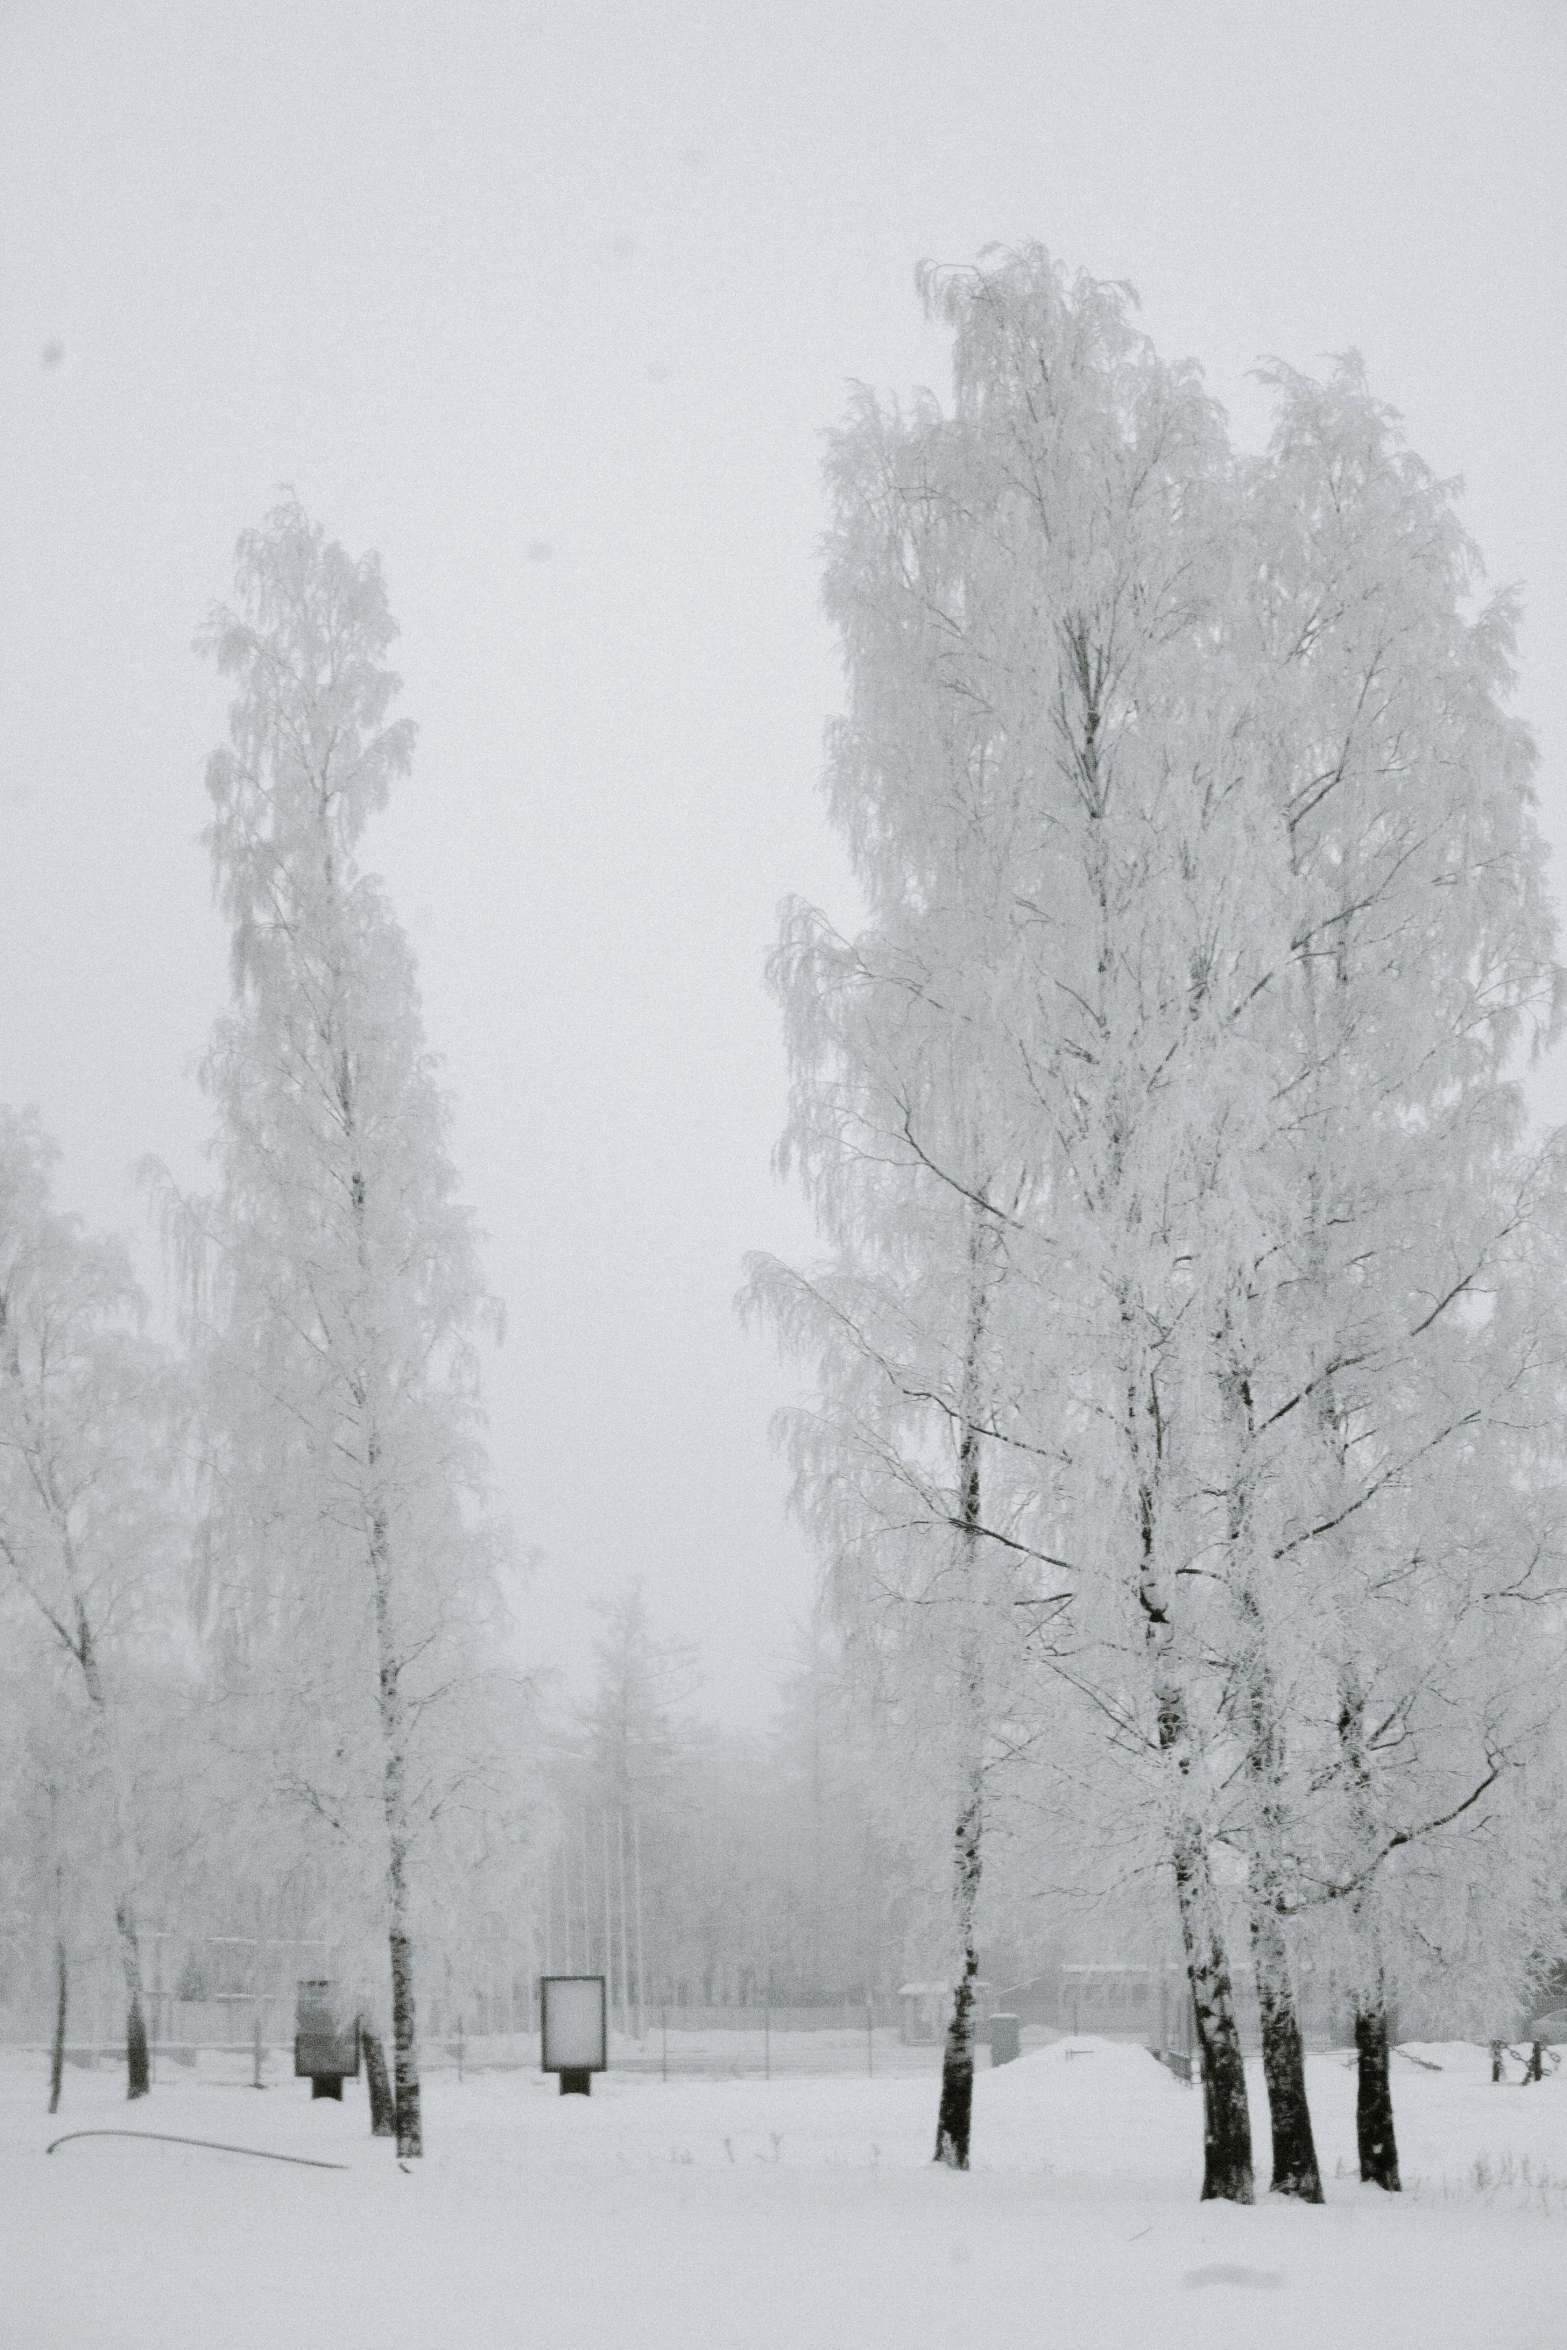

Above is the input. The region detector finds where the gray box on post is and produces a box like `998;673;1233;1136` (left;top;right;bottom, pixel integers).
541;1975;607;2095
294;1980;360;2098
989;2013;1021;2067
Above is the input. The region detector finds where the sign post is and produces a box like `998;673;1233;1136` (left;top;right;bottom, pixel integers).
540;1975;607;2096
293;1981;360;2101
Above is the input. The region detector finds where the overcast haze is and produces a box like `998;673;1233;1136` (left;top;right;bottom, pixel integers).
2;0;1563;1724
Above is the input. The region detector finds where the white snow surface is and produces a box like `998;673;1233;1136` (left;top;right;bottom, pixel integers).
9;2037;1567;2348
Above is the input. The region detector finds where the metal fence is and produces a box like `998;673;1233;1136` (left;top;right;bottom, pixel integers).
0;1932;925;2086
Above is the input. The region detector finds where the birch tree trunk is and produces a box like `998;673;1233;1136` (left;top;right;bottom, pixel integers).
1249;1898;1321;2199
1141;1430;1253;2203
79;1618;151;2100
1339;1674;1400;2189
372;1515;421;2159
935;1246;995;2172
342;998;424;2161
386;1891;420;2158
934;1752;984;2168
114;1899;151;2099
1160;1715;1253;2202
1221;1335;1322;2204
1354;1995;1400;2191
48;1938;67;2115
1239;1619;1322;2200
361;2022;396;2136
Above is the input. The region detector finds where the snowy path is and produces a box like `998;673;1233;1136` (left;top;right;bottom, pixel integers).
6;2039;1567;2348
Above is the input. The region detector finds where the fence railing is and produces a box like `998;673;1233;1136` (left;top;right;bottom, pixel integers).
0;2006;964;2084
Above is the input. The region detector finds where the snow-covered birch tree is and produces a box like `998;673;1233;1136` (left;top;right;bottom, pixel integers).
900;247;1277;2200
1211;353;1567;2192
748;328;1090;2170
0;1108;179;2100
173;500;509;2159
764;240;1567;2209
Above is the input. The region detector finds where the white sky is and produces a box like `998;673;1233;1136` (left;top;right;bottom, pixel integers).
2;0;1563;1727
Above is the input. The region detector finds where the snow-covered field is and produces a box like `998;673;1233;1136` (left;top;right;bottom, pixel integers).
8;2038;1567;2349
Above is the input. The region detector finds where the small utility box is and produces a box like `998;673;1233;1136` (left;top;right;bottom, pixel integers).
989;2013;1021;2067
294;1980;360;2100
897;1982;950;2046
541;1975;606;2095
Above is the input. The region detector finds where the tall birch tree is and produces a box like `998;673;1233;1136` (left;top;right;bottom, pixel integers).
767;243;1566;2207
903;248;1268;2199
1218;353;1567;2190
0;1108;177;2099
750;289;1116;2172
176;500;506;2159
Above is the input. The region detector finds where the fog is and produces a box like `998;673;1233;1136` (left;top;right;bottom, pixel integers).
2;0;1562;1720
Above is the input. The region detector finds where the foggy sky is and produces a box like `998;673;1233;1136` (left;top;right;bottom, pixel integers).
2;0;1563;1724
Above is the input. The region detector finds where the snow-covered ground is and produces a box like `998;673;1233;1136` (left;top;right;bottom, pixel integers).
7;2037;1567;2348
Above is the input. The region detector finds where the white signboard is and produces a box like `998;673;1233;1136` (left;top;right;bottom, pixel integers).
541;1975;606;2072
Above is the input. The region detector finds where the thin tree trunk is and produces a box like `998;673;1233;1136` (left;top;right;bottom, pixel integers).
362;2023;396;2135
1144;1466;1253;2205
601;1810;614;2028
633;1809;646;2043
370;1507;421;2158
387;1892;420;2156
1338;1673;1401;2187
934;1278;989;2175
1242;1653;1321;2201
48;1938;68;2114
115;1899;150;2099
346;1059;424;2158
617;1807;631;2042
1168;1815;1254;2202
1354;2002;1400;2189
48;1824;68;2115
1251;1898;1322;2199
75;1612;150;2100
250;1924;266;2088
1232;1522;1321;2200
934;1761;983;2169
